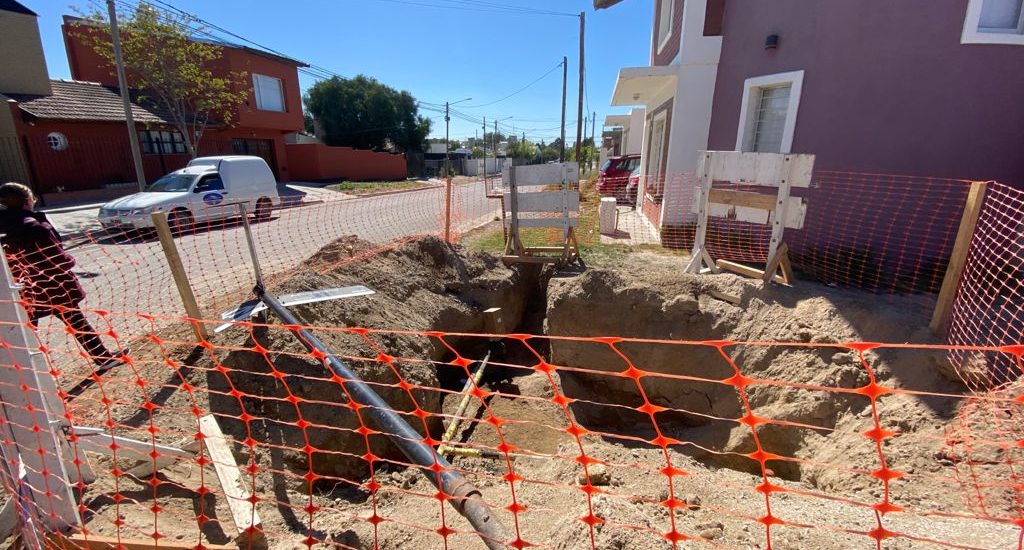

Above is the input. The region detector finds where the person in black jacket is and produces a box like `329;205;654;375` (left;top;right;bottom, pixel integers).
0;182;122;368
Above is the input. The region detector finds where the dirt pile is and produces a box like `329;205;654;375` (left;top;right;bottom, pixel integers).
545;264;965;482
206;236;537;482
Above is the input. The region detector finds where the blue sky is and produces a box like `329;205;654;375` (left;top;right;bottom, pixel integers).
28;0;654;145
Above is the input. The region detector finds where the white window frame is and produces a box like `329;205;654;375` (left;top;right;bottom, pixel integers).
645;109;669;197
962;0;1024;45
252;73;286;112
734;70;805;154
656;0;675;53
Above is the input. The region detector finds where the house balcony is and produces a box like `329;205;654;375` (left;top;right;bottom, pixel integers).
610;65;678;109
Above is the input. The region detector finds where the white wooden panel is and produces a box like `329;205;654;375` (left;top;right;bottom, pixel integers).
708;203;770;224
504;191;579;213
502;163;580;186
503;217;579;228
200;415;261;534
692;189;807;229
697;151;814;188
784;154;815;188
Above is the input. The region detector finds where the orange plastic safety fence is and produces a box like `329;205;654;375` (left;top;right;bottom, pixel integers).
0;306;1021;549
613;171;972;295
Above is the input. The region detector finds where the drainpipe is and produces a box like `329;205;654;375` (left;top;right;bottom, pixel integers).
256;288;511;549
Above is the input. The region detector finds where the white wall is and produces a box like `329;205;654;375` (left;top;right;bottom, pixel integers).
462;157;510;177
626;108;646;154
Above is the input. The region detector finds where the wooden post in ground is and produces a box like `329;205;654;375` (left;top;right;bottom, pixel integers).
151;212;209;340
444;176;453;243
930;181;989;334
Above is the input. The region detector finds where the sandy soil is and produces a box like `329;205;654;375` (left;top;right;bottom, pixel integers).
49;243;1023;550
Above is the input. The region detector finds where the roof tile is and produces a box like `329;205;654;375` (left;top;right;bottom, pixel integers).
7;80;172;124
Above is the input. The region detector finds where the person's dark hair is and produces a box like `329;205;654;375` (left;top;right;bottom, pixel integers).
0;182;35;209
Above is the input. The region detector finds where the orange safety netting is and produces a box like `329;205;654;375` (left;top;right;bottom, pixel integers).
0;307;1023;549
0;169;1021;549
614;171;972;296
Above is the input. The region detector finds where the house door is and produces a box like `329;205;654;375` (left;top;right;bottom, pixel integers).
645;114;667;202
232;138;278;178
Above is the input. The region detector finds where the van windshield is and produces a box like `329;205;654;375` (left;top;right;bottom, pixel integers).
147;173;196;192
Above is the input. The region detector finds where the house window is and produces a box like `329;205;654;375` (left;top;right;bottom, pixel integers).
735;70;805;154
46;132;68;151
646;111;668;199
253;74;285;112
139;130;187;155
963;0;1024;45
656;0;674;51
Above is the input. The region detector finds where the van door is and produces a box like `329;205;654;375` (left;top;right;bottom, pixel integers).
190;173;228;222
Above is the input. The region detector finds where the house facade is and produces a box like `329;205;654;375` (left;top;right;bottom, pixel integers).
0;2;408;202
705;0;1024;186
600;0;1024;234
61;15;308;182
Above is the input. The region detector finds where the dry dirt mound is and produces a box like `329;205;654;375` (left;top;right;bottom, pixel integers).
545;264;969;486
204;236;537;482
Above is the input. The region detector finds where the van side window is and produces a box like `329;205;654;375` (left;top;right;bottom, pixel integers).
195;175;224;192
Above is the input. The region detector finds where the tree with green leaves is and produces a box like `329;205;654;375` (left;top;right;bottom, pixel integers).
506;140;535;159
75;3;248;158
471;146;484;158
305;76;431;152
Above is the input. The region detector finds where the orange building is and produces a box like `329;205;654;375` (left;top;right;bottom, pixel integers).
62;15;307;181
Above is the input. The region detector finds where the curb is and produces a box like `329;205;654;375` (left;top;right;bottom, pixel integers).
340;184;443;199
41;203;106;215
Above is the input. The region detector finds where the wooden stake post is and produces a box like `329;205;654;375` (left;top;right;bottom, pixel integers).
930;181;989;334
502;162;582;266
685;151;815;284
151;212;209;340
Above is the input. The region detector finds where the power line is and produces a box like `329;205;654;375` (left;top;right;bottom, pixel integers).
143;0;347;82
370;0;576;17
460;61;563;108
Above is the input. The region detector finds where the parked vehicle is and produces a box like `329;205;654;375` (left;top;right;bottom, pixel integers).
98;156;279;234
597;154;640;201
624;165;641;207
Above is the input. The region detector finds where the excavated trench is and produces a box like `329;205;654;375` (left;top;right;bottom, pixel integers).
201;236;956;490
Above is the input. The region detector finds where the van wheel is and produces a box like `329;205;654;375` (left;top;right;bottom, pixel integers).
254;198;272;221
167;209;194;236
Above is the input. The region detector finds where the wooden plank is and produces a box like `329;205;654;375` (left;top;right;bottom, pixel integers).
708;189;777;211
503;217;579;228
503;191;580;213
503;163;580;186
699;151;815;188
716;259;787;285
708;290;741;305
931;181;988;333
694;191;807;229
198;415;261;537
779;249;795;284
151;212;209;340
52;533;235;550
763;243;791;285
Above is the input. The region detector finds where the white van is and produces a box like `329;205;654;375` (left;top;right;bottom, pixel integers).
98;156;279;233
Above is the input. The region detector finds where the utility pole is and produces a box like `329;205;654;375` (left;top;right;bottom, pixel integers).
575;11;585;165
482;116;487;186
444;101;451;242
560;56;567;162
107;0;146;191
591;111;597;171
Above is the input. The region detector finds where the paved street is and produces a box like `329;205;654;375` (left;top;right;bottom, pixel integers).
42;182;499;343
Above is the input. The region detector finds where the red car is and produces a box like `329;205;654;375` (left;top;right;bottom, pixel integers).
597;154;641;201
